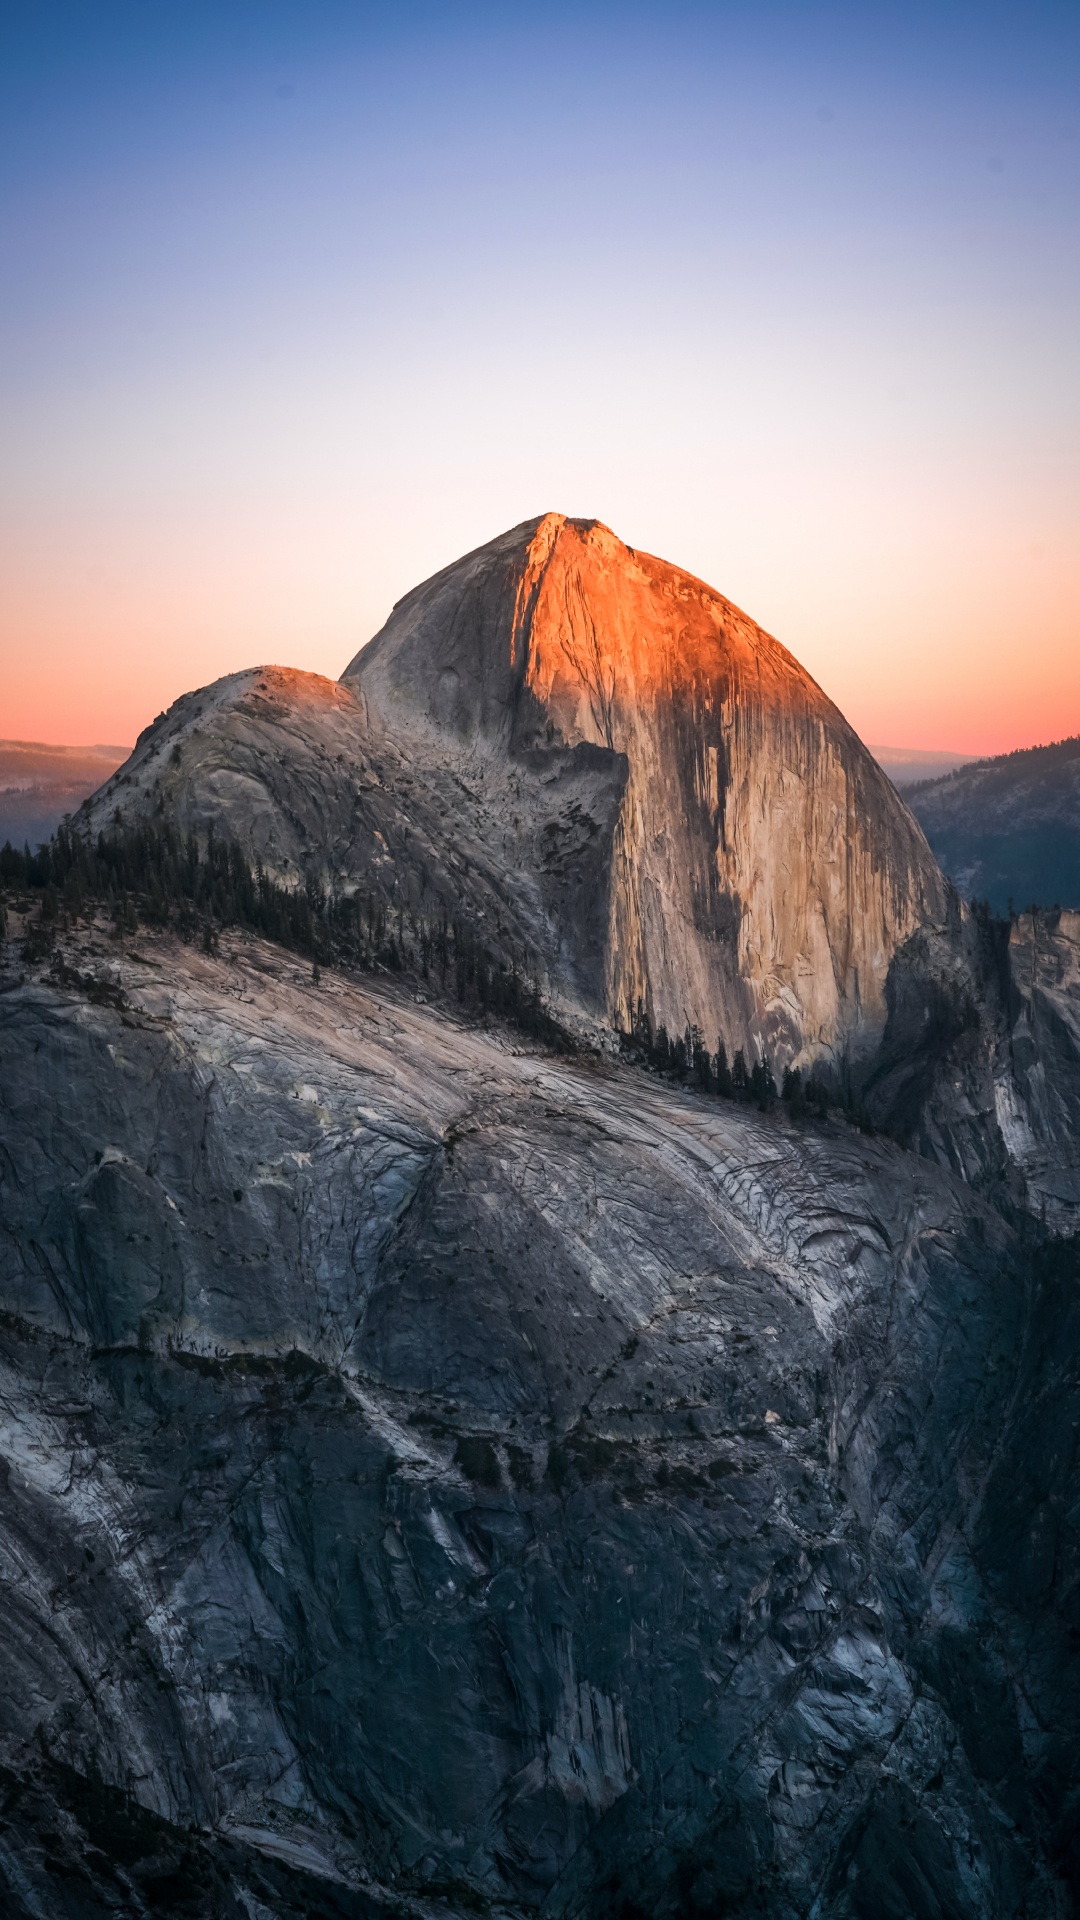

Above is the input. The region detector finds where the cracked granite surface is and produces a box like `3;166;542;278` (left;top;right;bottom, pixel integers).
2;928;1079;1917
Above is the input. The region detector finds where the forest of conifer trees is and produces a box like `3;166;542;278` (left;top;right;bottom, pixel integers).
1;821;870;1124
0;821;567;1046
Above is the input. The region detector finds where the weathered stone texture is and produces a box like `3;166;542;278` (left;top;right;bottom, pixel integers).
87;515;947;1073
345;514;948;1067
1;931;1078;1918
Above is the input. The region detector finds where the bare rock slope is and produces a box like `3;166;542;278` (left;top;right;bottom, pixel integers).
2;926;1080;1919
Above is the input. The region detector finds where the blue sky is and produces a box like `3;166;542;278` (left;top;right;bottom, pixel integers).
2;1;1078;747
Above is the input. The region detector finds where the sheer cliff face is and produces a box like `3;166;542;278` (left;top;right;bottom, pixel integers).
345;513;947;1065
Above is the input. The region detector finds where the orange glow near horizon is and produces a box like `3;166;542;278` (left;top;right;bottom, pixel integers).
4;492;1076;757
3;9;1077;759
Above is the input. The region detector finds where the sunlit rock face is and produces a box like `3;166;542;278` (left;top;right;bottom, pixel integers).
344;513;947;1068
73;516;1079;1214
81;514;947;1072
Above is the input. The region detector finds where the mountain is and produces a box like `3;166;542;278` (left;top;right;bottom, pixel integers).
3;514;1080;1918
904;735;1080;913
82;514;947;1074
0;738;131;849
869;743;976;788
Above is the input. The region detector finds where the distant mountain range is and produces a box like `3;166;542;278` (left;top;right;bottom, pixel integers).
868;743;975;787
0;739;130;849
902;734;1080;914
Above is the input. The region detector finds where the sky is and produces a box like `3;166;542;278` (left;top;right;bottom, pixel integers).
1;1;1077;753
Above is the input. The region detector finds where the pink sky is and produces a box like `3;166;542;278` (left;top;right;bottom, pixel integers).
4;483;1076;755
3;5;1077;756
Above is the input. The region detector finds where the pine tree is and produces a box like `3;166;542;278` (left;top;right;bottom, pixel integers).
781;1065;806;1117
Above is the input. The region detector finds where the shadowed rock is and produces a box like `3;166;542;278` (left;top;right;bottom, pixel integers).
1;927;1079;1918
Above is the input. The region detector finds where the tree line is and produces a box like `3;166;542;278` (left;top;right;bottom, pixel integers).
625;1006;866;1126
1;822;876;1113
0;821;569;1048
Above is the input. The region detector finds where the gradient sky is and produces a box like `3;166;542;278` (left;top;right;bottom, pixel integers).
2;1;1077;751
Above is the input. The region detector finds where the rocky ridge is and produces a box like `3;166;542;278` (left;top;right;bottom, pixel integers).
855;902;1080;1235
